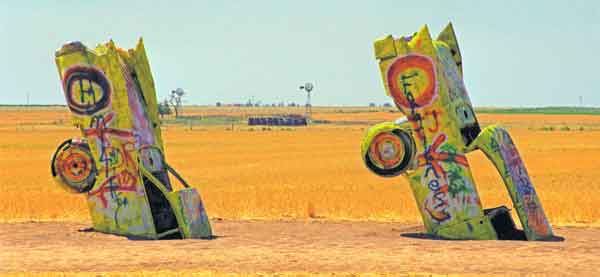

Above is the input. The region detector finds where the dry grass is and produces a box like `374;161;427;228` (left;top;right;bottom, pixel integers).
0;272;500;277
1;107;599;226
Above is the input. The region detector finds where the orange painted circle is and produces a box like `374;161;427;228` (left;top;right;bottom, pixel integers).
57;148;94;184
387;54;437;109
368;132;405;169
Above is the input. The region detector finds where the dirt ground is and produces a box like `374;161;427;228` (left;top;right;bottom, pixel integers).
1;220;599;276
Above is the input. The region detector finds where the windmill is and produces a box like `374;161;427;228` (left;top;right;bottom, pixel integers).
299;82;314;119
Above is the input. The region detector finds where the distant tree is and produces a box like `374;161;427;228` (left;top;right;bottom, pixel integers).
169;88;185;118
158;99;172;118
216;102;222;107
369;102;377;107
383;102;392;107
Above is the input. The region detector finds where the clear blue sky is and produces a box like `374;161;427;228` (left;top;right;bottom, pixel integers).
0;1;598;106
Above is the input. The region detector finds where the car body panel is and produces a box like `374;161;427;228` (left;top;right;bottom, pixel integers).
53;39;212;239
364;23;553;240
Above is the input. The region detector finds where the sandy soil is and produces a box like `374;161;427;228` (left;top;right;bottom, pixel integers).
1;220;599;276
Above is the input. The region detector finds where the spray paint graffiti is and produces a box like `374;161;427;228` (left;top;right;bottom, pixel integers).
88;171;138;207
497;130;551;236
368;132;406;170
51;140;97;193
417;133;470;223
424;110;441;133
79;109;139;225
371;25;483;233
63;66;111;115
423;178;451;222
418;134;468;179
121;60;155;147
84;113;135;146
387;54;438;109
385;49;478;227
83;112;135;174
52;38;212;239
362;23;554;240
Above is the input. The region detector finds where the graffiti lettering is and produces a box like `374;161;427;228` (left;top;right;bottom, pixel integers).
425;110;441;133
121;142;137;169
84;112;135;177
408;113;426;141
387;54;437;110
418;134;473;224
424;181;451;223
63;66;111;115
433;190;448;209
497;130;551;236
88;171;138;208
422;162;452;223
99;146;121;168
84;113;135;146
428;179;440;191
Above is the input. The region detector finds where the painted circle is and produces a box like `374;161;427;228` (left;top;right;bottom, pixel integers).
52;140;97;193
387;54;437;109
60;151;93;183
364;129;415;177
368;132;405;169
63;66;111;115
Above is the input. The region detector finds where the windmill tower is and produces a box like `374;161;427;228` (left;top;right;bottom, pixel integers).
299;82;314;119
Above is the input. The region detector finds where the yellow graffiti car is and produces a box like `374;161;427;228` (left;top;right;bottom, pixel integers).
362;23;554;240
51;39;212;239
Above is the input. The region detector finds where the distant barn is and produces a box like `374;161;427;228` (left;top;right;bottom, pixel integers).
248;114;308;126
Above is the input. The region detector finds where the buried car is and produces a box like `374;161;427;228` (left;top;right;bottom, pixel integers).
361;23;554;240
51;39;212;239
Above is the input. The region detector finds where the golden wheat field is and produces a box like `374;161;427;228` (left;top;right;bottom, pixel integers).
1;106;599;226
3;106;600;276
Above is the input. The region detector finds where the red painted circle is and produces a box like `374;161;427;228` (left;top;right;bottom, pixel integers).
368;132;405;169
387;54;437;109
57;147;94;184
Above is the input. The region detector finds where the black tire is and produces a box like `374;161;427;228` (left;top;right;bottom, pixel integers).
51;139;97;193
364;129;415;177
